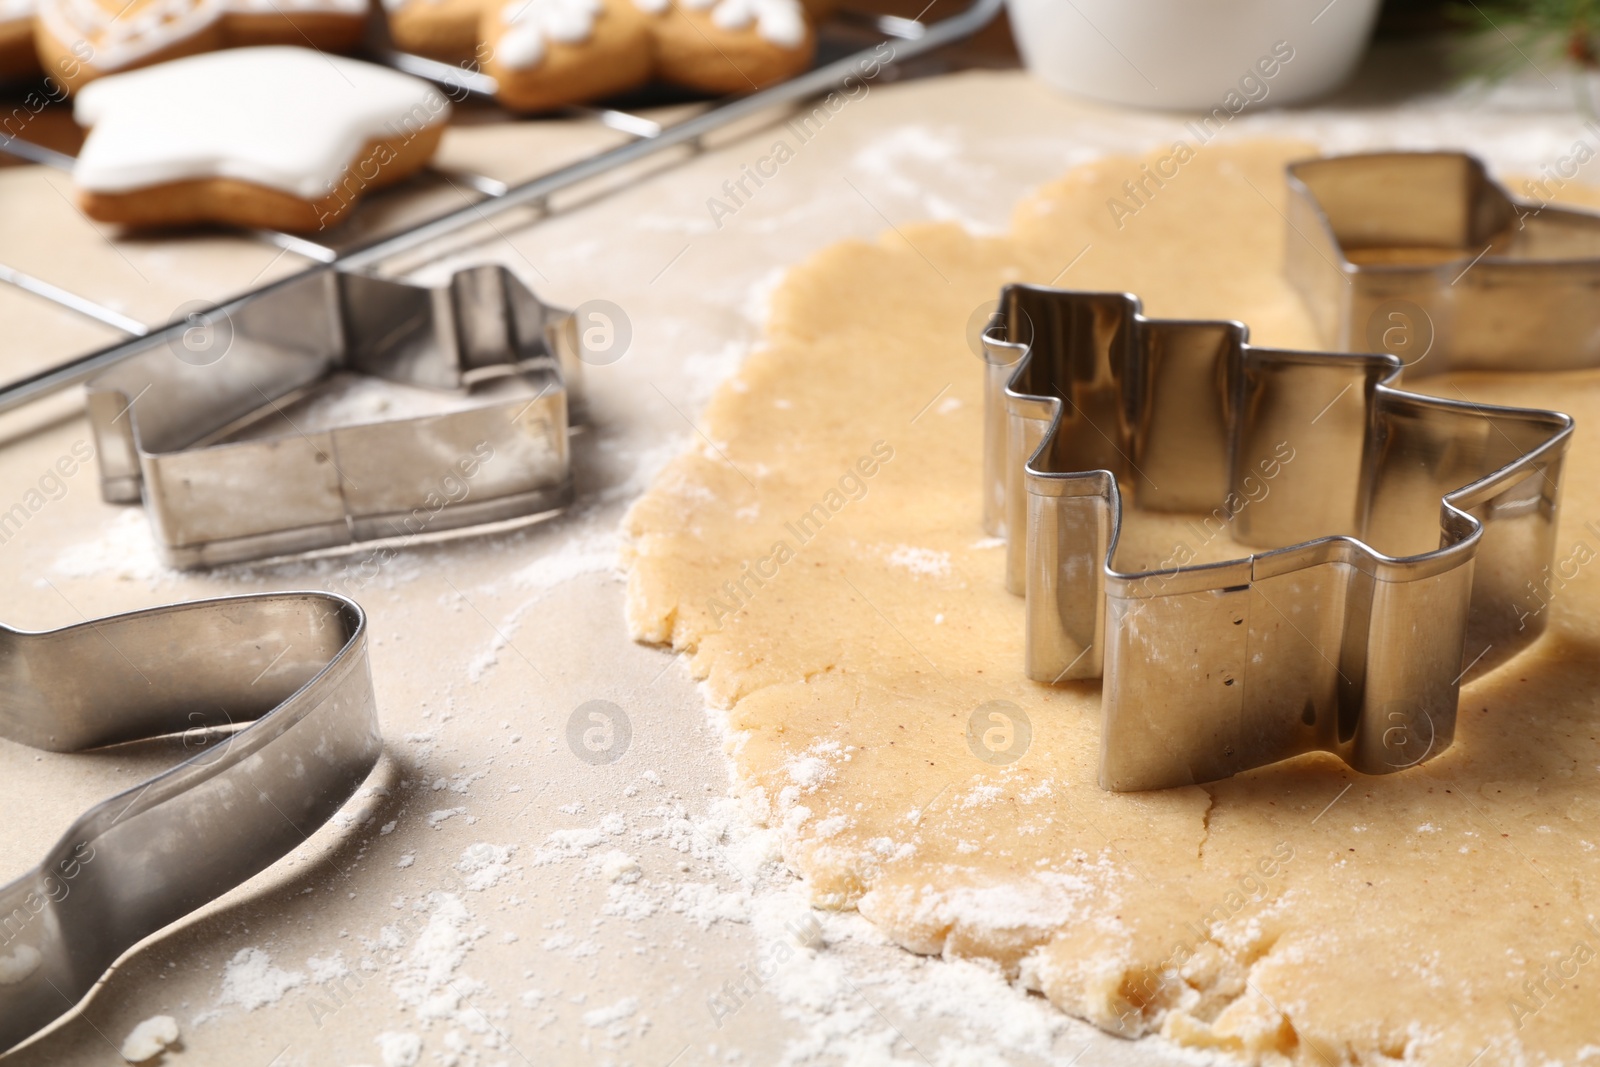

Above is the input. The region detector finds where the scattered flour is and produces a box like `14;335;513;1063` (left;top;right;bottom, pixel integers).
119;1015;179;1063
511;530;619;591
582;996;638;1028
885;544;952;578
306;954;350;984
532;826;609;864
456;843;517;891
600;850;642;884
427;807;467;829
375;1029;423;1067
527;784;1103;1064
672;882;752;930
216;948;305;1011
50;509;169;585
385;893;487;1024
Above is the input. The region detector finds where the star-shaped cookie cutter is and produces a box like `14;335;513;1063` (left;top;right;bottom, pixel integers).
1286;150;1600;369
0;591;379;1053
982;284;1572;792
86;263;582;569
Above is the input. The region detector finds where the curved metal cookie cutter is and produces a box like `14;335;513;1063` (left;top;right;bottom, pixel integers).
0;592;379;1052
86;264;583;569
982;286;1571;792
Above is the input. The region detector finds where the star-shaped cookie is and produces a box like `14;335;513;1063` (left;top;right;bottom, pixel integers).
36;0;370;91
72;46;450;232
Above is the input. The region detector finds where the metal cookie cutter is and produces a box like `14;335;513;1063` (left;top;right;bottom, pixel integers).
0;592;379;1052
1286;150;1600;368
86;264;582;569
982;287;1571;792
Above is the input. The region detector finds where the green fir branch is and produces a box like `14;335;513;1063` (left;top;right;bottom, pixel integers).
1453;0;1600;71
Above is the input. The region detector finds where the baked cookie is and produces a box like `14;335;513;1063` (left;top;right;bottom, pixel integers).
653;0;812;94
482;0;654;112
385;0;481;61
72;47;449;232
0;0;41;81
35;0;371;92
382;0;814;111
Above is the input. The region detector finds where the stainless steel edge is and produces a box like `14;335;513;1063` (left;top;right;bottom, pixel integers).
983;278;1575;792
0;591;381;1053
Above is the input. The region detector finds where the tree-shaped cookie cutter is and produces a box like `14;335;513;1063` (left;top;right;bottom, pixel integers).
983;150;1600;791
982;285;1572;792
86;264;582;569
0;592;379;1052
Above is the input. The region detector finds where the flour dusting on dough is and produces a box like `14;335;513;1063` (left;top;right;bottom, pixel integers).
884;544;950;578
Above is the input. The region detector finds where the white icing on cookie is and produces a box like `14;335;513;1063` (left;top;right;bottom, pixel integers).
496;0;601;70
630;0;667;13
73;47;449;200
38;0;368;72
0;0;35;25
677;0;803;48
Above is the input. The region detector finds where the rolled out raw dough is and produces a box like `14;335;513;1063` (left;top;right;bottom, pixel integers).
623;141;1600;1065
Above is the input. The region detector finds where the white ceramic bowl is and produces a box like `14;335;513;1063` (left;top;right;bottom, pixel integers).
1005;0;1383;110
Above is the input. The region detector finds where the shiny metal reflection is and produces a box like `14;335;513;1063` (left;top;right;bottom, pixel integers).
85;264;582;569
984;285;1572;791
0;592;379;1052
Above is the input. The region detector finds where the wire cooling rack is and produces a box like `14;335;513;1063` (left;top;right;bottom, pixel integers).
0;0;1003;414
